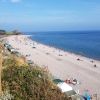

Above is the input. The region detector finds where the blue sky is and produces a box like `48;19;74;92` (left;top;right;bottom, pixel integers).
0;0;100;31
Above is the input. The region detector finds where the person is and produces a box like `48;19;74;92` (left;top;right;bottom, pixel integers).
77;58;80;61
84;90;91;100
90;60;94;63
94;64;97;67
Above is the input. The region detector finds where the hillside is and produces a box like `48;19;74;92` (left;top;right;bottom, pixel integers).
0;43;68;100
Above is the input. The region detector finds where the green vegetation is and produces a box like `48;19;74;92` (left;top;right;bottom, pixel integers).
0;29;22;35
5;32;13;35
0;43;68;100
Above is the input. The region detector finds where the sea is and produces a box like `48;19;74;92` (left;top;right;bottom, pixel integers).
24;31;100;60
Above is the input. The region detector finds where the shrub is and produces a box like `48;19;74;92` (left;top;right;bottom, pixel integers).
3;55;28;68
1;43;68;100
0;90;13;100
2;65;68;100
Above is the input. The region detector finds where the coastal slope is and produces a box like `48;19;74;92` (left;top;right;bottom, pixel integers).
4;35;100;98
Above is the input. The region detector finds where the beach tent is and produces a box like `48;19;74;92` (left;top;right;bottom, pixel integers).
57;82;73;93
53;79;84;100
53;79;76;95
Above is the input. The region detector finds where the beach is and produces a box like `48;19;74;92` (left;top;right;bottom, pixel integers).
3;35;100;98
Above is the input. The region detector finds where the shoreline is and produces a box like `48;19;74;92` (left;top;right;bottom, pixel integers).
29;36;100;62
28;35;100;61
2;35;100;98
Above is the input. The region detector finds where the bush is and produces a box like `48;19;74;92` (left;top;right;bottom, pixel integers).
3;55;28;68
1;43;68;100
2;65;68;100
0;90;13;100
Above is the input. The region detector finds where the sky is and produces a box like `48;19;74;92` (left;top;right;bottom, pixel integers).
0;0;100;32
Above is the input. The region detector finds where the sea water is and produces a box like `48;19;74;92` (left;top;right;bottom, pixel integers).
25;31;100;60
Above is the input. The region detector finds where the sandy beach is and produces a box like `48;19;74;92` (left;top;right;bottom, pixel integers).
3;35;100;99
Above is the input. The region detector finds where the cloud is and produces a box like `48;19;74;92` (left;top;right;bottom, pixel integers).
0;0;21;3
10;0;21;3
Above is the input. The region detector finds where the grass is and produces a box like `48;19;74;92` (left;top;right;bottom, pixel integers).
0;43;69;100
5;32;13;35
